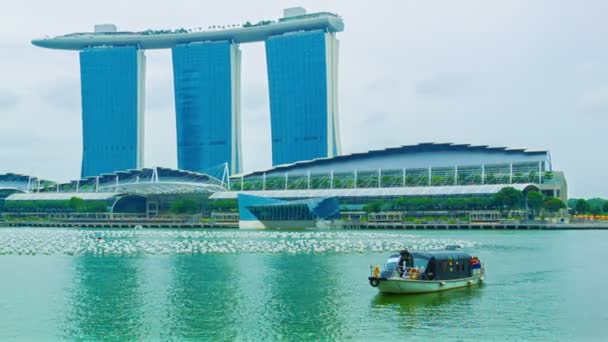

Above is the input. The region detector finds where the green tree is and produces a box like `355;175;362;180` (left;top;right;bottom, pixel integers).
493;187;523;213
68;197;86;211
574;199;591;214
170;199;199;214
526;191;544;219
543;197;566;215
209;199;238;212
363;201;382;213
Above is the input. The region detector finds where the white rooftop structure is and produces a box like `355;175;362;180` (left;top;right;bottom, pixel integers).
210;184;541;200
284;7;307;18
94;24;117;33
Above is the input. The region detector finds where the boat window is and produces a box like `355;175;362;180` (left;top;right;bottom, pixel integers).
385;261;398;271
413;257;429;270
440;261;448;272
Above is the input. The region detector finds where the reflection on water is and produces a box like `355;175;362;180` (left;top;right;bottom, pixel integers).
370;287;484;332
1;229;608;340
64;256;144;340
163;255;241;340
263;255;347;340
371;286;482;310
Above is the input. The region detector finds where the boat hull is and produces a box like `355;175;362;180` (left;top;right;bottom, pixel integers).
375;275;484;294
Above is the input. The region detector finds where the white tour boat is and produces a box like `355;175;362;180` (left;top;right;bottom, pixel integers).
368;249;485;294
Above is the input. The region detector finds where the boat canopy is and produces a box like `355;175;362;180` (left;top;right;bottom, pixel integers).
410;250;473;261
397;250;475;281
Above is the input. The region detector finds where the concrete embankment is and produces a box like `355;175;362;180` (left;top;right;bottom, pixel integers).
340;222;608;230
0;220;238;229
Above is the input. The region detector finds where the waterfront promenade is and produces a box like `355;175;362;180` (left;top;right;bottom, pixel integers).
1;219;607;230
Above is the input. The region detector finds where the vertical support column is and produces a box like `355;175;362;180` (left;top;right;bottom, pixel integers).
262;173;266;191
538;161;542;183
481;164;485;185
454;166;458;186
428;167;432;186
241;176;244;191
378;169;382;188
354;170;358;189
152;167;159;183
330;170;334;189
402;168;406;187
509;163;513;184
307;171;311;190
76;180;80;193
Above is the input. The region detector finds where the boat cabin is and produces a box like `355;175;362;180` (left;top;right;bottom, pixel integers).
382;250;475;281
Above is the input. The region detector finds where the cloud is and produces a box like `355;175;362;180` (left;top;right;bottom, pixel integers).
40;80;80;111
415;73;472;97
146;79;175;111
0;89;19;110
581;87;608;114
242;83;269;113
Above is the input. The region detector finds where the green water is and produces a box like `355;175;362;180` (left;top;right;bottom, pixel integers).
0;229;607;341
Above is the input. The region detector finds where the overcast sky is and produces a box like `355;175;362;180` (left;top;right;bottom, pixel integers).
0;0;606;197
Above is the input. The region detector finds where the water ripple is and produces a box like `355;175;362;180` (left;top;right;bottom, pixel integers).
0;228;478;256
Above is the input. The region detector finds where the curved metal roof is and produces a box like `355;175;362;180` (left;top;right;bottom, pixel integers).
41;167;229;196
32;13;344;50
211;183;540;200
235;142;550;178
0;173;56;192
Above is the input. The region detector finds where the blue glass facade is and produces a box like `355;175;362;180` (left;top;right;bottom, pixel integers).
172;41;242;175
79;46;145;178
266;30;340;166
237;194;340;229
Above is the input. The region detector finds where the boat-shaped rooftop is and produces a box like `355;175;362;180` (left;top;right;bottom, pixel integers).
32;12;344;50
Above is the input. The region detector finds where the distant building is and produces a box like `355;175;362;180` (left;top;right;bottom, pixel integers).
266;29;341;166
218;143;568;207
172;41;242;175
32;10;344;177
79;46;146;177
1;144;569;229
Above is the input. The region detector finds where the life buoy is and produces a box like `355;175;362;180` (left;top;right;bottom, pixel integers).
373;266;380;278
370;278;380;287
409;268;419;280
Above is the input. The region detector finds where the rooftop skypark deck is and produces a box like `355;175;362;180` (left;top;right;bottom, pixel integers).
31;12;344;50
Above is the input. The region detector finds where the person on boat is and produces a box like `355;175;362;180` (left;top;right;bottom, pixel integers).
424;259;436;280
396;250;414;277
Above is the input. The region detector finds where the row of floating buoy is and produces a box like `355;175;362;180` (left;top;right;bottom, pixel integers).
0;228;478;256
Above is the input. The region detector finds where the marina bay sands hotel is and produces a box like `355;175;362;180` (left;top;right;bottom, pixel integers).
32;8;343;178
